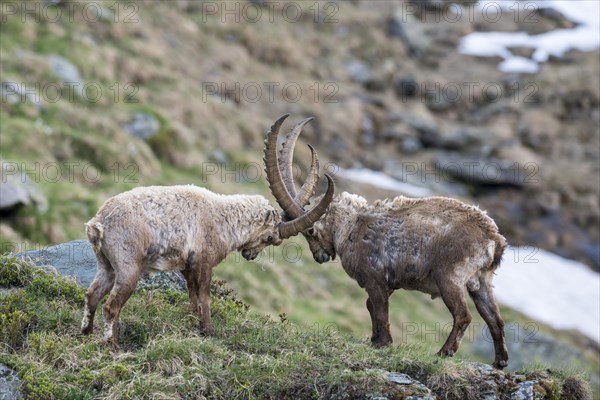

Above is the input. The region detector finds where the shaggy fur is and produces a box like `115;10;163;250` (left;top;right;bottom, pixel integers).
304;191;509;369
81;185;285;346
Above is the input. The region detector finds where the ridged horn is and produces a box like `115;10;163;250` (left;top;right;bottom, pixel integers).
278;117;314;199
278;174;334;238
263;113;304;218
294;144;319;207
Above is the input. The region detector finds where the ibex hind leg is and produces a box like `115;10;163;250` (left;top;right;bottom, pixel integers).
366;298;377;341
102;261;143;349
82;252;115;335
436;281;472;357
468;273;508;369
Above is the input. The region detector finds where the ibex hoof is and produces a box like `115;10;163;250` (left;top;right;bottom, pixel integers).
200;327;216;337
493;360;508;370
436;349;455;357
371;339;392;349
100;336;120;350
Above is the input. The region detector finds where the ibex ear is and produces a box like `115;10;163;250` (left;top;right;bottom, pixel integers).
264;210;272;223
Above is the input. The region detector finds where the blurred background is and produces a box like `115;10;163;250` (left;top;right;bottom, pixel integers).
1;0;598;388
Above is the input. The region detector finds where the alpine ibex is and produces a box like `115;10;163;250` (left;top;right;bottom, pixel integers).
264;114;509;369
82;157;333;347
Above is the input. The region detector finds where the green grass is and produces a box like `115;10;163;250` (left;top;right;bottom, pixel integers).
1;255;593;400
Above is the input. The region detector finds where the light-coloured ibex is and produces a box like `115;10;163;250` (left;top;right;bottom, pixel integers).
82;149;334;347
265;114;509;369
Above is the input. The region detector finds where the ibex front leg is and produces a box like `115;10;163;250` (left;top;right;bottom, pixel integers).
366;285;392;348
185;263;215;336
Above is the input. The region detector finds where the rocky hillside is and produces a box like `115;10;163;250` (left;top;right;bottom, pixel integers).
1;0;599;397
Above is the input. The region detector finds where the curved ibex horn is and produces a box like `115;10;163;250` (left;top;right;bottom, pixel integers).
264;114;334;237
278;174;334;239
278;117;319;207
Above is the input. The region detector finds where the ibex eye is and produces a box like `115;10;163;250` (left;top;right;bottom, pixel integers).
267;236;273;242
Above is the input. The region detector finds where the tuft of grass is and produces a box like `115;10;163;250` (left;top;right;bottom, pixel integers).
0;256;35;286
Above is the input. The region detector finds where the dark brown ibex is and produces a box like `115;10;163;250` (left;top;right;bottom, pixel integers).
82;151;334;347
264;114;509;369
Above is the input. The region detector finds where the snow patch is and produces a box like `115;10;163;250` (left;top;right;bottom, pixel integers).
459;1;600;73
336;168;433;198
499;56;539;74
494;246;600;342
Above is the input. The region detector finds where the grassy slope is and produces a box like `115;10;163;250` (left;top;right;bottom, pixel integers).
1;1;598;396
0;255;591;399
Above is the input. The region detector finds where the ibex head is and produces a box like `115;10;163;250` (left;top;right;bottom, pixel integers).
239;208;283;260
264;114;336;263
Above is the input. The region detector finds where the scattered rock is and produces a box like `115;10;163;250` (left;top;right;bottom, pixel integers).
209;149;228;164
345;59;372;84
388;8;431;57
15;240;187;291
389;112;440;146
414;0;448;11
0;364;22;400
0;160;48;213
368;368;435;399
366;361;583;400
510;380;536;400
582;244;600;269
122;112;161;140
508;47;536;59
363;77;387;92
434;152;529;187
384;372;413;385
517;109;561;154
522;7;577;34
424;82;460;112
0;177;30;211
47;55;85;96
361;114;376;146
422;126;492;151
394;75;419;100
380;127;406;142
399;136;423;154
471;101;521;125
443;127;488;150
